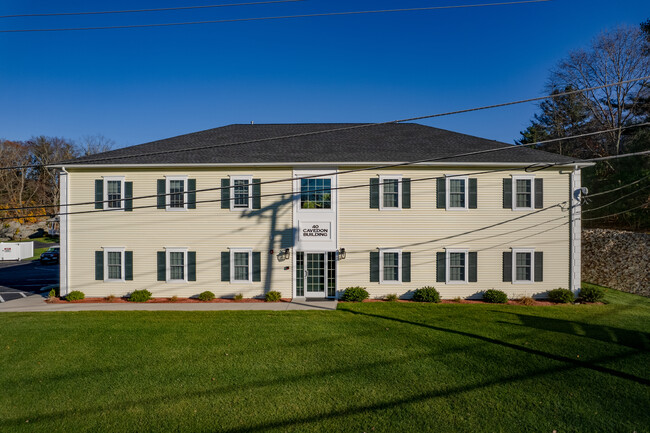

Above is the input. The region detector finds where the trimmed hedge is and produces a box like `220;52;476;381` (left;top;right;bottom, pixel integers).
579;285;605;303
198;291;215;301
548;288;574;304
129;289;152;303
483;289;508;304
412;286;440;303
342;287;369;302
66;291;85;301
265;291;282;302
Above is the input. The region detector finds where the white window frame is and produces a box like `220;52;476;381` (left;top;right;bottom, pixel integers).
103;247;125;282
230;248;253;283
512;248;535;283
512;175;535;211
103;176;125;211
379;175;402;210
165;247;188;283
165;175;188;211
379;248;402;284
230;175;253;211
446;176;468;211
446;248;468;284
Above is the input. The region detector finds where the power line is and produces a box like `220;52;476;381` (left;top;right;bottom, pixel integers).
3;78;649;173
587;174;650;198
0;0;551;33
582;202;648;221
3;148;648;220
583;184;650;214
1;125;643;213
0;0;305;19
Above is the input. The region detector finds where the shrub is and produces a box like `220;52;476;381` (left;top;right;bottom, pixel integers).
341;287;369;302
169;295;178;303
579;285;605;303
452;296;462;303
519;296;536;306
234;293;243;301
483;289;508;304
129;289;152;303
548;288;574;304
48;289;56;299
385;293;398;302
412;286;440;303
265;291;282;302
105;294;117;302
66;291;85;301
198;291;215;301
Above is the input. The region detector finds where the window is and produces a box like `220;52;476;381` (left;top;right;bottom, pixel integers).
103;247;125;282
230;248;252;283
231;176;252;210
379;249;401;283
446;249;468;283
103;177;125;210
446;177;468;210
166;248;187;282
379;175;401;210
512;248;534;283
166;176;188;210
300;178;331;209
512;176;534;210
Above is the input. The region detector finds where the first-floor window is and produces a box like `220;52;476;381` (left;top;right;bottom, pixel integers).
447;250;467;283
512;249;534;282
231;248;252;283
103;247;125;281
166;249;187;282
380;249;401;283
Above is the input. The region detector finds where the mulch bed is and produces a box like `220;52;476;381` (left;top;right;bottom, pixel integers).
47;297;292;304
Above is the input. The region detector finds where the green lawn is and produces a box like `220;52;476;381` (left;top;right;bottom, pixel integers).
1;288;648;433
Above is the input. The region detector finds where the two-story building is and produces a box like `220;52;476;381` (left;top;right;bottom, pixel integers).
55;123;586;300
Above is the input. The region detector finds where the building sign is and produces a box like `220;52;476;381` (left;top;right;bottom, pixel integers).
300;222;331;240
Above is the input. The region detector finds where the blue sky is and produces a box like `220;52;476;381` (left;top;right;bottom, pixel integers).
1;0;649;148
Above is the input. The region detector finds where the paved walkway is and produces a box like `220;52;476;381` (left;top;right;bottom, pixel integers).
0;294;338;312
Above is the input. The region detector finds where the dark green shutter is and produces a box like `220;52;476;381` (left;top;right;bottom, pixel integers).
221;252;230;281
252;178;261;209
188;251;196;281
95;250;104;280
468;251;477;282
124;182;133;211
95;180;103;209
534;252;543;282
157;251;166;281
157;180;165;209
369;178;379;209
188;179;196;209
125;251;133;280
402;178;411;209
252;252;261;282
221;179;230;209
535;178;543;209
402;252;411;282
436;178;446;209
503;251;512;282
469;178;477;209
370;252;380;282
436;252;446;282
503;178;512;209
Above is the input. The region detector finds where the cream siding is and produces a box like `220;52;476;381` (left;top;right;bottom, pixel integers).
66;165;573;299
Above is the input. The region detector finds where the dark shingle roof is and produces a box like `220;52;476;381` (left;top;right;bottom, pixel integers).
65;123;577;165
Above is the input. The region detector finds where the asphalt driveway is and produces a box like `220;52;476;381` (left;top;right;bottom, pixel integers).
0;261;58;303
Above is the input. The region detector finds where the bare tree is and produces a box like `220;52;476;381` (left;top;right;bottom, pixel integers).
77;133;115;156
549;25;650;155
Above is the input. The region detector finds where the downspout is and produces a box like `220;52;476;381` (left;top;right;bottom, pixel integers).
569;165;582;295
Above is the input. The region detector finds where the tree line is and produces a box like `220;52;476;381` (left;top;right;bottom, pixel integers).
518;20;650;231
0;135;114;222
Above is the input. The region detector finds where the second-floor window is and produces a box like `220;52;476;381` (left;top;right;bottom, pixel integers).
166;176;188;210
447;177;468;210
379;175;402;210
301;178;331;209
513;176;533;210
103;177;125;210
231;176;253;210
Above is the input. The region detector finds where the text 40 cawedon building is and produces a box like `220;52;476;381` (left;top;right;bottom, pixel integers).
55;123;587;300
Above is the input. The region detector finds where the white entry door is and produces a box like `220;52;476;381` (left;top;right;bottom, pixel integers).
296;251;337;298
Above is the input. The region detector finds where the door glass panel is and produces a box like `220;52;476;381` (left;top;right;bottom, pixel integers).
306;253;325;293
296;252;304;297
327;252;336;297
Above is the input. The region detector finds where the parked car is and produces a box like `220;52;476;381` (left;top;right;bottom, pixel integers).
40;246;60;265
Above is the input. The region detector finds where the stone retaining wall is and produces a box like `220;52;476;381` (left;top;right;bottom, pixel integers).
582;228;650;297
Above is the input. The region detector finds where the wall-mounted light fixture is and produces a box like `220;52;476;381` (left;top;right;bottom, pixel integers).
338;247;346;260
283;248;291;260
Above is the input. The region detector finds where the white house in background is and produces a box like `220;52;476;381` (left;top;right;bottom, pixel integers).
53;123;588;299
